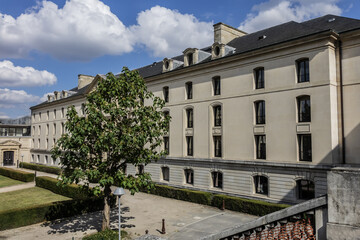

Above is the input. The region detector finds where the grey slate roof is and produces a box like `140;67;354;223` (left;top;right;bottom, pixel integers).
137;14;360;79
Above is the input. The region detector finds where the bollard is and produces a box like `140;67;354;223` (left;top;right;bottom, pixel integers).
221;200;225;210
161;219;166;234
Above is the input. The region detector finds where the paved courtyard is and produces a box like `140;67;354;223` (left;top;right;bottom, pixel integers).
0;190;257;239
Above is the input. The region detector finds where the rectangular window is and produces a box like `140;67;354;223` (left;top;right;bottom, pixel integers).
254;176;268;195
212;171;223;188
298;96;311;122
53;123;56;135
37;155;40;163
163;86;169;103
214;105;221;127
255;101;265;124
137;165;144;175
164;136;169;155
298;134;312;161
54;109;57;119
184;169;194;185
255;68;264;89
47;111;49;120
162;167;169;181
45;156;48;164
255;135;266;159
61;108;65;118
297;59;309;83
46;124;49;135
213;77;221;95
214;136;222;157
297;180;315;200
16;128;22;136
61;122;65;134
186;136;193;156
38;139;40;148
186;82;193;99
187;109;193;128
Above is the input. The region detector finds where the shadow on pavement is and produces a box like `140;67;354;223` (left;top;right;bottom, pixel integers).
41;206;134;235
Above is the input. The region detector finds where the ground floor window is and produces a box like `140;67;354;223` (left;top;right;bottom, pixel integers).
184;169;194;185
298;134;312;161
297;179;315;200
254;175;268;195
45;155;48;164
212;171;223;189
137;165;144;175
162;167;169;181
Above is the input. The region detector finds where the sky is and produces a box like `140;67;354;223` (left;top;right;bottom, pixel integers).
0;0;359;119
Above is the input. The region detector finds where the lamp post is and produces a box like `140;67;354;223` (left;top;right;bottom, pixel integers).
113;187;125;240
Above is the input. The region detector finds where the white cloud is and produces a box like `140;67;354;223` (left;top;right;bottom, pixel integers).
239;0;342;33
0;88;40;108
0;112;9;119
0;0;134;61
0;60;56;87
131;6;213;57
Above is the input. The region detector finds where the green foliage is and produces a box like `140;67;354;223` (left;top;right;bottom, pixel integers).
144;184;289;216
82;229;128;240
212;194;290;216
51;68;169;195
0;167;34;182
146;184;212;205
0;198;104;231
20;162;62;175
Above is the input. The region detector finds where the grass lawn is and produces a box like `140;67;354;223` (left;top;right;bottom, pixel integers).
0;187;71;212
0;175;23;188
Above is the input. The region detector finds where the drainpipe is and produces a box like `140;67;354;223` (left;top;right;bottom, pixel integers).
338;40;346;164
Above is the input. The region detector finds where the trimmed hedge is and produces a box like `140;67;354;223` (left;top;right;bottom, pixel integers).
20;162;62;175
35;176;91;200
212;194;290;216
83;229;128;240
0;167;34;182
144;184;289;216
0;198;104;231
148;184;212;206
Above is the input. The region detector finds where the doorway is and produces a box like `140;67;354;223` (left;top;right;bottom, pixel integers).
3;151;14;166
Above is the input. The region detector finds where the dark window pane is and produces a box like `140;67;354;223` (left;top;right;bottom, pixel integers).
255;135;266;159
185;169;194;184
187;109;193;128
214;136;222;157
186;136;193;156
164;137;169;155
186;82;193;99
214;106;221;126
212;171;223;188
297;59;310;83
254;176;268;195
297;180;315;199
298;96;311;122
213;77;221;95
299;134;312;161
255;101;265;124
163;87;169;102
188;53;193;66
255;68;264;89
162;167;169;181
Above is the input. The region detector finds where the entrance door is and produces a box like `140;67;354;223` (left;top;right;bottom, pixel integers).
3;151;14;166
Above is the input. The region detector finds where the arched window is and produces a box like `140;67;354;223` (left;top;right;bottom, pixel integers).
254;67;264;89
297;95;311;122
254;175;268;195
255;100;265;124
184;169;194;184
297;179;315;199
297;58;310;83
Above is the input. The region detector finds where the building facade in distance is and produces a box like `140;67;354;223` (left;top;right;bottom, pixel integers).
0;116;31;166
30;15;360;204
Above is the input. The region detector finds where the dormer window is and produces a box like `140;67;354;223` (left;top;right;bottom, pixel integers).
162;58;183;73
211;43;235;60
187;53;193;66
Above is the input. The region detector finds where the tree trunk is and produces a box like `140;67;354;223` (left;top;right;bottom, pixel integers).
101;185;112;230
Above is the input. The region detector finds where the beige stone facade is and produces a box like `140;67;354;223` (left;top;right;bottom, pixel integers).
30;15;360;204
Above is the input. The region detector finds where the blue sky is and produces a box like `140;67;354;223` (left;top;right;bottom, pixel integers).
0;0;359;119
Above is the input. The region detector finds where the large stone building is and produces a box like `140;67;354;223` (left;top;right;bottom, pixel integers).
30;14;360;204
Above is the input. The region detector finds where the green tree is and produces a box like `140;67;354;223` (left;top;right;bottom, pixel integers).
52;67;170;230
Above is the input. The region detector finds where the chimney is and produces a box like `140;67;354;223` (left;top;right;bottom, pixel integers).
78;74;94;89
213;23;247;44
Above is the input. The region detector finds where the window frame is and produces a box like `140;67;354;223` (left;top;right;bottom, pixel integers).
163;136;170;155
297;58;310;83
211;171;223;189
255;100;265;124
298;134;312;162
213;76;221;96
186;108;193;128
213;105;222;127
161;167;170;181
297;179;315;200
253;175;269;195
297;95;311;122
186;136;193;156
186;82;193;99
163;86;169;103
255;135;266;159
184;169;194;185
213;136;222;158
254;67;265;89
